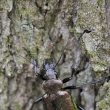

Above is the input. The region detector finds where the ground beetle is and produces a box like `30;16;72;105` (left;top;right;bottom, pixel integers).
19;29;110;110
22;48;110;110
23;48;85;110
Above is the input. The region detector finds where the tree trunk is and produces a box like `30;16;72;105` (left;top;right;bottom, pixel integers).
0;0;110;110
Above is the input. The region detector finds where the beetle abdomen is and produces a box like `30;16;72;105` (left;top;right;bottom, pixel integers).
43;91;75;110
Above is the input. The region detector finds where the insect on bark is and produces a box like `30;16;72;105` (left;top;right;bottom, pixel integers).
21;48;110;110
23;48;84;110
16;30;109;110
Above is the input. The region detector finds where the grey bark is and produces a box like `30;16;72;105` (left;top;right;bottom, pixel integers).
0;0;110;110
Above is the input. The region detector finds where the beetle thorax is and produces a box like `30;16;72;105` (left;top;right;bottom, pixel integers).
42;79;63;94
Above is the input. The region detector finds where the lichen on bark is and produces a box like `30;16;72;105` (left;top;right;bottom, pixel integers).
0;0;110;110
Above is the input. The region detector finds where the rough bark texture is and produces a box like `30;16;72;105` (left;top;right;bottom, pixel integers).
0;0;110;110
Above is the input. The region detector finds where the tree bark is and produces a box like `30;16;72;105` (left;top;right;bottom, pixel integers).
0;0;110;110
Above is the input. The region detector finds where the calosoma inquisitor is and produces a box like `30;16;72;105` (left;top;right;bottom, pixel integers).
21;48;110;110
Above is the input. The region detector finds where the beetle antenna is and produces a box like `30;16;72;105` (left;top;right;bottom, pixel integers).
16;53;34;65
16;52;42;70
55;30;92;68
78;29;91;40
15;47;41;68
54;52;64;68
23;47;34;58
23;47;46;80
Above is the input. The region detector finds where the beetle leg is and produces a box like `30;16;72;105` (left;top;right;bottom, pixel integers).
62;68;77;83
33;58;46;80
43;59;46;65
23;48;46;80
78;29;91;40
62;77;73;83
34;96;43;103
62;75;110;90
30;96;43;110
62;85;81;90
60;30;91;83
77;105;85;110
62;58;89;84
62;66;88;83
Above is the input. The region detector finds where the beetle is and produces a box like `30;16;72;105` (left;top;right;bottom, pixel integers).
14;29;108;110
22;48;110;110
23;48;85;110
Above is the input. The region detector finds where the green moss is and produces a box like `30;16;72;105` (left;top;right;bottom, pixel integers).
75;17;86;27
4;98;8;104
0;107;3;110
66;15;72;19
13;100;21;110
0;0;7;10
98;101;106;109
97;0;103;7
13;100;22;110
93;63;107;72
19;8;31;16
16;1;37;17
69;28;75;33
3;84;7;92
18;58;25;64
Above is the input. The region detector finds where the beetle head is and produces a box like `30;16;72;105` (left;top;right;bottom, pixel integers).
43;59;55;70
43;59;57;80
